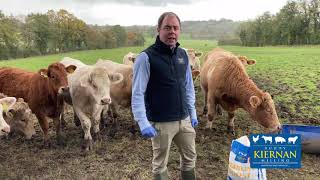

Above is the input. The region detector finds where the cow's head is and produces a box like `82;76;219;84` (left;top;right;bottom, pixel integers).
0;97;15;136
187;49;202;79
80;67;123;105
39;63;76;95
127;52;137;63
238;56;256;66
187;49;203;67
4;98;35;139
249;92;281;133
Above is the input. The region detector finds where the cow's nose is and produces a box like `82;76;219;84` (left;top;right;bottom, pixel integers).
58;86;69;94
101;97;111;105
1;126;10;134
62;86;69;91
277;125;282;131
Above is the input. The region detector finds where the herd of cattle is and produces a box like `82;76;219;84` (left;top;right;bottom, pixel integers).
0;48;281;151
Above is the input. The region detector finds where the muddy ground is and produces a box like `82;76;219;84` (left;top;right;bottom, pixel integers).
0;79;319;180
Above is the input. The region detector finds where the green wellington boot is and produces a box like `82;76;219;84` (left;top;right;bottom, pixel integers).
181;168;196;180
154;169;169;180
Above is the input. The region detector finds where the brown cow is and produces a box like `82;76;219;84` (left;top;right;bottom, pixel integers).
200;48;281;134
0;63;76;144
0;93;35;139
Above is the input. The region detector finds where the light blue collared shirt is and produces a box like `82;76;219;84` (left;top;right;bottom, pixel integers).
131;51;197;131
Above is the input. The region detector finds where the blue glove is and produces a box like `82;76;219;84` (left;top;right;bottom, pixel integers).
191;118;198;128
141;126;157;138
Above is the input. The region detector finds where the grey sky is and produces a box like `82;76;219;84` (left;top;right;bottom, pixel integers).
1;0;288;26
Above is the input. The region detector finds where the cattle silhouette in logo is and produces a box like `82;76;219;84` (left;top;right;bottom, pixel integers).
261;135;272;144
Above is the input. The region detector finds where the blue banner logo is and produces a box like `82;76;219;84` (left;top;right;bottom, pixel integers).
249;134;301;168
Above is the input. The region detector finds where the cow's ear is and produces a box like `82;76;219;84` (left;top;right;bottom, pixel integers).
247;59;256;65
0;97;16;112
39;69;49;78
66;65;77;74
195;52;203;58
109;72;123;84
249;96;262;109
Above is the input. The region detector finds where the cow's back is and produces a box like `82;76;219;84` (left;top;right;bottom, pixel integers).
0;68;34;101
200;49;248;97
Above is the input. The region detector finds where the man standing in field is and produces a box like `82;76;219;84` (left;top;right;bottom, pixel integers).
132;12;198;180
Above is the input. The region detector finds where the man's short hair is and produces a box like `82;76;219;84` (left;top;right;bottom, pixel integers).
157;12;181;28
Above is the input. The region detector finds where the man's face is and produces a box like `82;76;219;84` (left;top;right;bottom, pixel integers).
157;15;181;48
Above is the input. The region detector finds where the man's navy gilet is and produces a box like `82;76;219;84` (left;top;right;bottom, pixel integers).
144;36;189;122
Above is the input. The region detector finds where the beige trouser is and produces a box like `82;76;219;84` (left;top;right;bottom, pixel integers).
150;116;197;175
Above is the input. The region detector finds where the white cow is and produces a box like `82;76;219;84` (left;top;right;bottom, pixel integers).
60;57;86;69
95;59;135;133
68;64;123;151
0;97;16;136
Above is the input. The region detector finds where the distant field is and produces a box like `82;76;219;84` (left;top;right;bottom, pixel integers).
1;39;319;179
1;39;319;123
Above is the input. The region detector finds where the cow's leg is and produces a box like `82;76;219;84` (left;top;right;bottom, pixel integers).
107;104;118;137
110;104;119;129
129;107;138;135
100;105;110;128
74;108;93;151
227;112;236;136
53;116;64;145
206;94;216;129
92;105;103;141
202;88;208;115
73;106;81;127
35;113;50;146
60;103;67;129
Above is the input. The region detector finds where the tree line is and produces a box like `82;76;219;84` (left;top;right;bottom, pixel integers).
238;0;320;46
0;9;145;60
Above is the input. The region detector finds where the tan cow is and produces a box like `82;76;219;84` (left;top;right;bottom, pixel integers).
123;52;137;66
68;65;123;151
95;59;135;133
186;49;203;79
200;48;281;134
205;48;256;67
0;93;35;139
0;97;15;136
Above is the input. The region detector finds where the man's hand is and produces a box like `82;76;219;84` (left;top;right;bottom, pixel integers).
191;118;198;128
141;126;157;138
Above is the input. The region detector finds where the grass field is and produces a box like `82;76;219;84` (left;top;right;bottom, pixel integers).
0;39;319;179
